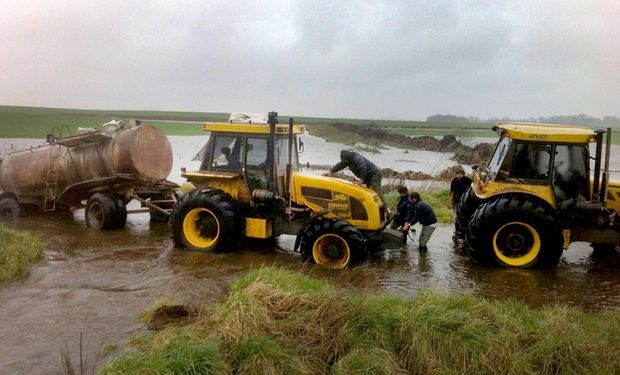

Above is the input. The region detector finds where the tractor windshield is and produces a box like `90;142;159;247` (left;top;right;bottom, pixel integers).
276;137;299;176
488;136;512;176
204;136;244;171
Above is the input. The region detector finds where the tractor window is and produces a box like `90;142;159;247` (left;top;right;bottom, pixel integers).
207;136;244;171
276;137;300;175
246;137;269;191
488;136;512;176
509;143;551;181
553;144;588;208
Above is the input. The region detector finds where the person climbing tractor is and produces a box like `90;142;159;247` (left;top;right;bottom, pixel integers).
323;150;387;209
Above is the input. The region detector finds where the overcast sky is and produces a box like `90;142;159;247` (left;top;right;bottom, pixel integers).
1;0;618;120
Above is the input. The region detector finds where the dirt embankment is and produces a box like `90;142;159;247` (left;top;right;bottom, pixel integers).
310;123;495;165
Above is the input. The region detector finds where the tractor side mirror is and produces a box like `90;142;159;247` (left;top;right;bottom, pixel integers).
298;139;305;154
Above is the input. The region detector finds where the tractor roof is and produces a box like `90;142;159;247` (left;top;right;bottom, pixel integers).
203;123;305;135
493;122;597;143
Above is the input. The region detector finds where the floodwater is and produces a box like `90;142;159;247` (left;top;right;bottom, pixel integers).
1;212;619;374
1;133;620;374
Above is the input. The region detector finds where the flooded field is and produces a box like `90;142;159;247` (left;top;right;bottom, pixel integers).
1;132;620;373
1;211;619;374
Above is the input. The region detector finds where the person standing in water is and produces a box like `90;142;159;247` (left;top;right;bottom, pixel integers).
409;191;438;251
449;166;472;241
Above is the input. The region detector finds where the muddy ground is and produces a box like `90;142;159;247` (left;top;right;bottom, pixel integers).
1;212;619;374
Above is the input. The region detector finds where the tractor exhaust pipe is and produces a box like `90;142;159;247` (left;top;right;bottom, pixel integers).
285;117;294;201
592;129;604;202
267;111;278;192
600;127;612;207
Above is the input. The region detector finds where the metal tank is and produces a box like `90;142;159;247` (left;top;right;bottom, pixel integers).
0;123;174;218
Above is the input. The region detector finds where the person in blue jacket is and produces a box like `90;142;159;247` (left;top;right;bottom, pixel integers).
409;191;438;251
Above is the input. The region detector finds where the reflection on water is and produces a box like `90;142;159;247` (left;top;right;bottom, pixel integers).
0;209;619;373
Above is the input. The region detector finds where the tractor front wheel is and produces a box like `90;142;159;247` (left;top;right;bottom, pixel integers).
300;218;366;268
170;189;241;251
466;195;563;268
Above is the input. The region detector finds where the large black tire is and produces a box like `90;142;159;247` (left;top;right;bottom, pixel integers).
170;189;242;251
0;196;21;220
299;218;366;268
455;186;482;235
110;194;127;228
465;195;563;268
85;193;122;230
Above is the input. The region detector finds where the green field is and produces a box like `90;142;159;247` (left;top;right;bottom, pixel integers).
0;106;226;138
0;105;481;139
1;106;618;144
389;128;497;138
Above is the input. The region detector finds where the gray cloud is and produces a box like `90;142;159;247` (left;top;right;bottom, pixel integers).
1;0;618;119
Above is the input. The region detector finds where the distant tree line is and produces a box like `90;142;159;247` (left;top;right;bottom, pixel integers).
427;113;620;127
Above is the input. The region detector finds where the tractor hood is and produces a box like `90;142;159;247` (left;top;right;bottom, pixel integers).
290;172;384;231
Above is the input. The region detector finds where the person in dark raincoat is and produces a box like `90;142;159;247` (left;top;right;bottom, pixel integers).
324;150;387;209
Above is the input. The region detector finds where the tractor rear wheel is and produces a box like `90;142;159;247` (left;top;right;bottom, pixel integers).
300;218;366;268
455;186;482;237
0;196;20;220
170;189;242;251
86;193;122;230
466;195;563;268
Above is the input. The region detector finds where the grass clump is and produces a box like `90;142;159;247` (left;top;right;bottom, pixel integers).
0;225;43;282
101;267;620;375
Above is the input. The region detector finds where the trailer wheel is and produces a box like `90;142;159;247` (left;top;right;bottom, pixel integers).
0;196;20;220
110;195;127;229
170;189;242;251
300;218;366;268
85;193;120;230
466;195;563;268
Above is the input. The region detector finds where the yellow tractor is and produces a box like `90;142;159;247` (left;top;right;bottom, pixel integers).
169;112;387;268
456;122;620;268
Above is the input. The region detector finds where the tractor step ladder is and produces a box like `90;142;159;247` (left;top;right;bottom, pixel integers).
44;143;62;212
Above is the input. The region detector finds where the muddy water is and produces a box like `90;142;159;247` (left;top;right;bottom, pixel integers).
1;212;619;374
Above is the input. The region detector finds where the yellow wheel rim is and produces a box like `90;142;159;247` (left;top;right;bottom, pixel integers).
493;221;541;266
182;207;220;249
312;233;351;268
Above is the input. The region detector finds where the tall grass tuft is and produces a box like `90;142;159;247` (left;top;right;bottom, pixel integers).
101;267;620;375
0;224;43;282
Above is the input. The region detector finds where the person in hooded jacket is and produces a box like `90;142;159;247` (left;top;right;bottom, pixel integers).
390;186;415;245
409;191;437;251
324;150;387;208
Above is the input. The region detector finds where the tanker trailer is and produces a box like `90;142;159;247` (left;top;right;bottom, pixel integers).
0;121;178;229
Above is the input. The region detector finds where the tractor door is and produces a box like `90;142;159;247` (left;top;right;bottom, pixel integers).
245;137;270;192
552;144;589;209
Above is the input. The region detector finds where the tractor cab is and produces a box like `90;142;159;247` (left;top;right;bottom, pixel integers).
183;114;304;202
479;122;596;210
